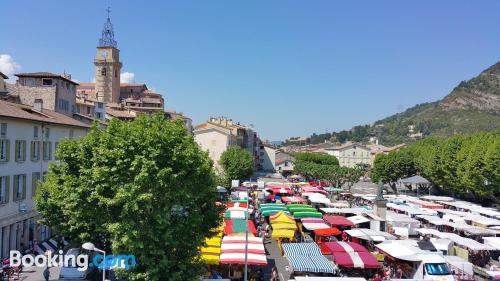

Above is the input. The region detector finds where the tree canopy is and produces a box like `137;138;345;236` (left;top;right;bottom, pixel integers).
219;146;254;186
372;132;499;201
36;114;222;281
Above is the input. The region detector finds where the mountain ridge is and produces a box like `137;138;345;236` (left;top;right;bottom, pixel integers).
284;61;500;146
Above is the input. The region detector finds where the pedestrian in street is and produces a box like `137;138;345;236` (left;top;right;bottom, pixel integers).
43;267;50;281
271;266;278;281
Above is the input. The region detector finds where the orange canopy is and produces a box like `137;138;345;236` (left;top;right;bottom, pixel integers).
313;227;342;237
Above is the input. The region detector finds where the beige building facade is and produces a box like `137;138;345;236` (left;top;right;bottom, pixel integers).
0;100;89;259
326;142;371;167
194;127;234;170
194;117;261;171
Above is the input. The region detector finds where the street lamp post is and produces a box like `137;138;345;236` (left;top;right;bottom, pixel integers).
82;242;106;281
244;185;249;281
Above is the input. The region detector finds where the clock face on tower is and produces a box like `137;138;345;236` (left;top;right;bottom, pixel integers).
101;50;108;59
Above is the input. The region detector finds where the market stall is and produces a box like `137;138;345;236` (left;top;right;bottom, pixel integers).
270;211;297;240
224;219;257;236
324;215;355;228
301;218;330;231
324;242;380;269
219;236;267;265
282;243;335;274
282;196;308;204
200;228;223;265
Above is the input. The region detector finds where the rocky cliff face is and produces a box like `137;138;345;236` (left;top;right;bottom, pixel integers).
440;62;500;112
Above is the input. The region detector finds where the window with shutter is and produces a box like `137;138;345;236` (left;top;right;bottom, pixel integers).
13;175;19;201
22;174;26;199
31;141;40;161
0;139;9;162
0;176;7;204
0;123;6;137
32;172;40;198
43;142;52;160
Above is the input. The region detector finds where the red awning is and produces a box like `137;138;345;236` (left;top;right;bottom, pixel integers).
324;215;355;227
226;202;248;208
224;219;257;235
324;242;380;269
323;241;368;253
267;185;292;195
313;227;342;237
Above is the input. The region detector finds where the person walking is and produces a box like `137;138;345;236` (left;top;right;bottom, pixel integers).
43;267;50;281
270;266;278;281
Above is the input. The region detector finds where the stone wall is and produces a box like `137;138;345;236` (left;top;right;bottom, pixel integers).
9;84;57;111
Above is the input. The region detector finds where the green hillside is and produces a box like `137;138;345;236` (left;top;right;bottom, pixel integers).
284;62;500;146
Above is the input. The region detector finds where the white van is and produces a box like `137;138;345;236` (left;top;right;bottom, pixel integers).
414;254;455;281
58;248;95;280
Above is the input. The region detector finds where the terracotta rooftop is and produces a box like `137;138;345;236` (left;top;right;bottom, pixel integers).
106;109;136;119
15;72;79;85
0;100;90;128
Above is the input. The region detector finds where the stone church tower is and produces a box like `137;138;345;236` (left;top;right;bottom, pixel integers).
94;8;122;103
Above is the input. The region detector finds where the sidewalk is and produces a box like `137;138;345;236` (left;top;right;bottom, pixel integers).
264;238;291;281
11;265;59;281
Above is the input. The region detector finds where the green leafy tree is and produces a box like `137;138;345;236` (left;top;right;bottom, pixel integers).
372;132;499;201
219;146;254;186
36;115;222;281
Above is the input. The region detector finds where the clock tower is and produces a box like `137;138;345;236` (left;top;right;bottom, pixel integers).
94;7;122;103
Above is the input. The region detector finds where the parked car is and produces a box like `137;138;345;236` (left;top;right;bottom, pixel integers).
58;248;95;280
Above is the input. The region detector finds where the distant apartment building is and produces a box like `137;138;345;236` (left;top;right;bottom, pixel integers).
164;109;193;134
260;144;277;172
6;72;79;117
367;143;406;164
326;142;371;168
275;152;294;176
0;73;8;95
194;117;260;171
0;99;89;259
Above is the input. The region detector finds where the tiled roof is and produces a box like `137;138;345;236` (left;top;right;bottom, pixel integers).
120;83;147;87
106;109;136;119
77;83;96;88
0;72;8;79
0;100;90;128
76;83;147;89
15;72;79;85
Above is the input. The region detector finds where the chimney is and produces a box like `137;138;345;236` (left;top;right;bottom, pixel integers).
34;99;43;112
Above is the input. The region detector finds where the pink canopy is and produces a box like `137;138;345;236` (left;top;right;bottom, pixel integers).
301;186;328;195
324;242;380;269
324;215;355;227
282;196;307;204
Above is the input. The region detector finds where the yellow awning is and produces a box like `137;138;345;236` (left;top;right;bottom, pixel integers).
272;229;295;240
270;211;296;224
272;223;297;230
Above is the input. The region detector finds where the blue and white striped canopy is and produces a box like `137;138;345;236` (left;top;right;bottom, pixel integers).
282;243;334;273
282;243;323;256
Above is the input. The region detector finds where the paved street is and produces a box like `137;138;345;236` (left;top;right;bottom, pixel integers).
264;238;291;281
8;265;59;281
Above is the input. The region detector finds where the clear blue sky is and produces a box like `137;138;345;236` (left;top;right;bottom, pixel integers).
1;1;499;140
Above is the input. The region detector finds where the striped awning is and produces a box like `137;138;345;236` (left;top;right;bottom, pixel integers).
301;218;330;230
324;242;380;269
224;210;249;219
219;236;267;266
282;243;334;273
200;229;223;265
